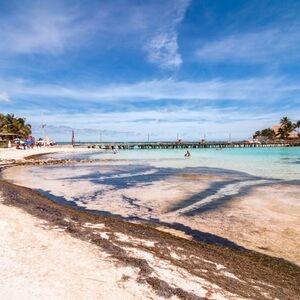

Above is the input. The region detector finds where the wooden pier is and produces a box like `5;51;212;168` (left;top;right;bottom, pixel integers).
80;141;300;150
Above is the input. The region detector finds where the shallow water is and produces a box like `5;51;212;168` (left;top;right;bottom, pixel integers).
49;147;300;180
6;147;298;220
4;147;300;264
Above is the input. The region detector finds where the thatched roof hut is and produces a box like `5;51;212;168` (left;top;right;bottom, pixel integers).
0;132;21;141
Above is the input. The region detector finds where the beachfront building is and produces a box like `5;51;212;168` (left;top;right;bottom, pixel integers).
272;124;299;139
0;132;21;147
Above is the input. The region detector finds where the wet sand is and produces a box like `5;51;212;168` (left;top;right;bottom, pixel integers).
0;180;299;299
3;163;300;266
1;151;300;299
178;183;300;265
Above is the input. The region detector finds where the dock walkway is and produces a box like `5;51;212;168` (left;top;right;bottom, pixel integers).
76;141;300;150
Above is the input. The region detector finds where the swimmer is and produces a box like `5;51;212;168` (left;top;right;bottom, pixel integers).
184;150;191;157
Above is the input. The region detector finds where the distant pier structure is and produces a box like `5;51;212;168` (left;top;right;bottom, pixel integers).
76;141;300;150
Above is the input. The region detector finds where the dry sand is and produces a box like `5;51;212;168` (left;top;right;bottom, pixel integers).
0;146;97;163
0;190;252;300
0;194;164;300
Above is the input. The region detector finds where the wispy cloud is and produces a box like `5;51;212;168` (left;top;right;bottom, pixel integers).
1;1;299;141
1;76;299;103
24;105;300;141
147;33;182;69
145;0;191;69
31;124;139;140
196;28;300;63
0;0;190;69
0;92;10;102
0;2;94;55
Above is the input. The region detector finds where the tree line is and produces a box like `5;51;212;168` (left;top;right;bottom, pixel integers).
253;117;300;140
0;113;32;138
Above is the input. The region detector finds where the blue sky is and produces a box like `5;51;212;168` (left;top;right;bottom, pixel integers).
0;0;299;142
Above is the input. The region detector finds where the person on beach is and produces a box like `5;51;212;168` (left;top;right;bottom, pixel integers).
184;150;191;157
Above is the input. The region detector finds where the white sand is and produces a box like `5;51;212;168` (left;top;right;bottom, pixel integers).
0;146;97;163
1;147;298;298
0;195;162;300
3;163;300;265
3;164;300;264
182;183;300;265
0;193;243;300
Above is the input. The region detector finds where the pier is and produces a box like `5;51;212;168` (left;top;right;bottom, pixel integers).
77;141;300;150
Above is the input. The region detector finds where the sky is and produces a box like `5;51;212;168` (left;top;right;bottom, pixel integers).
0;0;300;142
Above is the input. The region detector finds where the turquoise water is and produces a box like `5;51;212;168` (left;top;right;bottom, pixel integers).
51;147;300;180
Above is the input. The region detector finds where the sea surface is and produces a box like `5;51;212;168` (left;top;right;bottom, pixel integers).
49;147;300;180
6;147;300;217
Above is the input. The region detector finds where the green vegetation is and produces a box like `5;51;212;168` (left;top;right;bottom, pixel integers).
278;116;294;139
294;120;300;133
253;128;275;139
253;117;300;141
0;113;32;138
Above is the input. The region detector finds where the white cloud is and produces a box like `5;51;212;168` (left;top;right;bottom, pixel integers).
147;33;182;68
196;29;300;63
145;0;191;68
1;76;299;103
0;2;93;55
23;105;300;142
0;0;190;69
0;91;10;101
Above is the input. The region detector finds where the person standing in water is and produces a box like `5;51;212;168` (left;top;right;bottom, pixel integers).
184;150;191;157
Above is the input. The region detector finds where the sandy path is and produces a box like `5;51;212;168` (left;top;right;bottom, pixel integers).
0;194;159;300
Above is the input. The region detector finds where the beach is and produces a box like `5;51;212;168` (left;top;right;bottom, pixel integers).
2;0;300;299
0;194;158;300
0;145;101;162
0;146;300;299
3;147;300;265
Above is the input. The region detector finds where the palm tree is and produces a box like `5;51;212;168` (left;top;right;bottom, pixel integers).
0;114;7;132
261;128;275;140
253;130;261;138
280;116;290;126
277;127;286;139
0;114;31;138
279;116;293;139
293;120;300;134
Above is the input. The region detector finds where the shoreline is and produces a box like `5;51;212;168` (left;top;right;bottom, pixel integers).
0;145;103;163
0;179;299;299
3;157;300;266
1;147;300;299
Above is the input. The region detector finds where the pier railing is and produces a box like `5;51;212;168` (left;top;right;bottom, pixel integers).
74;141;300;150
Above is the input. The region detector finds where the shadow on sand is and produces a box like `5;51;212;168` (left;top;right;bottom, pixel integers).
36;188;245;250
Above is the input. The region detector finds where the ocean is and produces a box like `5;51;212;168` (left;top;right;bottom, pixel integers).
48;147;300;180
